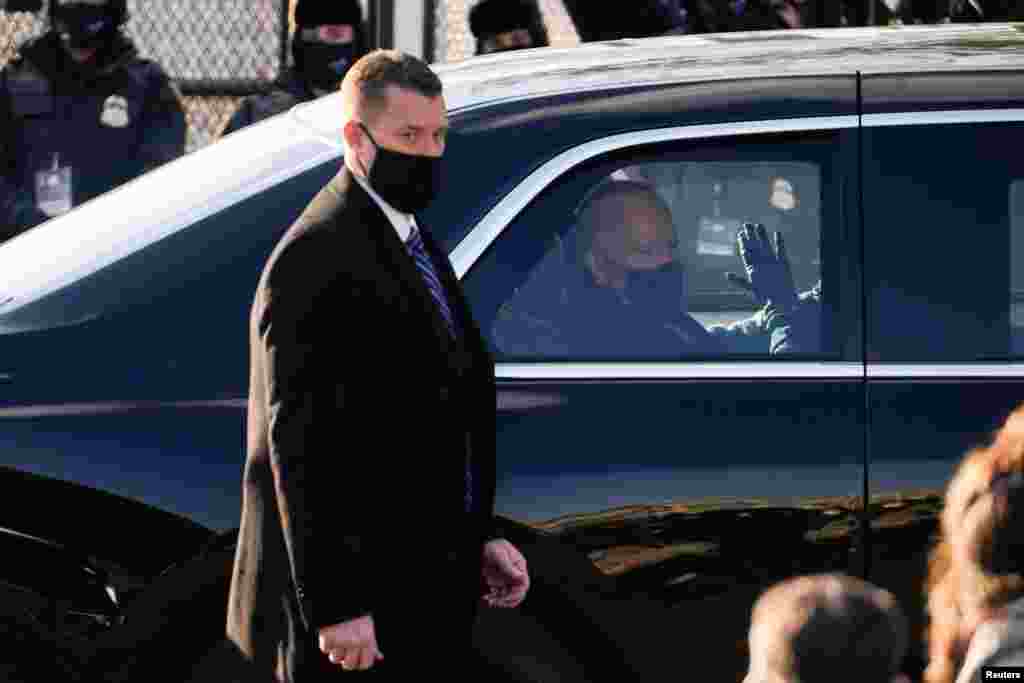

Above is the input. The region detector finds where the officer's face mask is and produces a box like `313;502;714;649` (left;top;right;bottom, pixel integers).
54;5;115;51
297;40;355;92
295;24;357;93
358;123;443;214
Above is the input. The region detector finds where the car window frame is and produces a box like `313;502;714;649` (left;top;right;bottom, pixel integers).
859;108;1024;374
453;115;863;379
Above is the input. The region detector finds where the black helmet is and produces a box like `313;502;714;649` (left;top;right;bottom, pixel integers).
51;0;127;25
293;0;362;28
51;0;127;50
468;0;548;54
3;0;44;11
469;0;536;38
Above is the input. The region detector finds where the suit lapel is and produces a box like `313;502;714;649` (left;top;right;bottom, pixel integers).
336;171;457;355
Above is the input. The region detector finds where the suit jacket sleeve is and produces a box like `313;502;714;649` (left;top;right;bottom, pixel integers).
258;234;378;631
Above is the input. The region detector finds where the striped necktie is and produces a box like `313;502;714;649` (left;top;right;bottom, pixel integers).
404;225;472;512
404;225;457;338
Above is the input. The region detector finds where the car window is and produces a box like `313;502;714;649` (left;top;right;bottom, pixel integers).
462;133;840;361
863;121;1024;361
1012;179;1024;345
0;158;339;401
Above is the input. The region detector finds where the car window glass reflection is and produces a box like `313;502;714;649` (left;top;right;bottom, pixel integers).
472;152;829;361
1011;180;1024;352
865;123;1024;362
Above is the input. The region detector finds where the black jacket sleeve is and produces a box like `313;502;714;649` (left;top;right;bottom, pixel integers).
0;71;47;240
258;236;378;631
137;63;186;173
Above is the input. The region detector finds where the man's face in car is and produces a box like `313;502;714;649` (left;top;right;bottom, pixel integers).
590;191;678;282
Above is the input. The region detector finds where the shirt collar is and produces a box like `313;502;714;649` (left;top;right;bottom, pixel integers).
351;170;416;242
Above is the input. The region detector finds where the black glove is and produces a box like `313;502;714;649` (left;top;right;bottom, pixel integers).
725;222;799;314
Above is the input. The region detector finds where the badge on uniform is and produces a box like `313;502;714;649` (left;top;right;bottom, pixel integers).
35;153;73;218
100;94;130;128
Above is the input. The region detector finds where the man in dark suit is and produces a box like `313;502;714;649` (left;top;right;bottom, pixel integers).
226;49;530;681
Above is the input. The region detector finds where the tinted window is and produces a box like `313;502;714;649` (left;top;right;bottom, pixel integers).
863;121;1024;361
1012;179;1024;344
1;159;339;402
462;133;842;361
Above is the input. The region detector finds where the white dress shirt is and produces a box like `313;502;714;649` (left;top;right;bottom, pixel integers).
351;171;418;242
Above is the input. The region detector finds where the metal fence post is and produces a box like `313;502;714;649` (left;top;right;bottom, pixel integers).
424;0;436;63
279;0;290;73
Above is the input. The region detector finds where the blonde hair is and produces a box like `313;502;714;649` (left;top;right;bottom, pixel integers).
924;406;1024;683
747;573;907;683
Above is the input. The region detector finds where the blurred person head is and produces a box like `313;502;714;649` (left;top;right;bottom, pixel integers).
50;0;127;65
340;50;447;214
575;179;686;315
769;176;798;212
924;404;1024;683
290;0;366;94
469;0;547;55
745;573;910;683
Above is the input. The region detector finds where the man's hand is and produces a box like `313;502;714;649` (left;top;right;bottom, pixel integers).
481;539;529;609
725;222;799;313
318;614;383;672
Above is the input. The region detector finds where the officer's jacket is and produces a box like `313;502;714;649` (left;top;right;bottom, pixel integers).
217;69;316;139
0;32;186;240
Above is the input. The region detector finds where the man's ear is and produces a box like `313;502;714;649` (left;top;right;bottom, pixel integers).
342;120;362;151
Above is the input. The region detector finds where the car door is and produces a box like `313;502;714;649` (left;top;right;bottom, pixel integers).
455;117;865;680
0;156;340;562
859;72;1024;673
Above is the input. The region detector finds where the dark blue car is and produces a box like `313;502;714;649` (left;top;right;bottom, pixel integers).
1;23;1023;682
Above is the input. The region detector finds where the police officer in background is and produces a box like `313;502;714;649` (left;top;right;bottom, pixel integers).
948;0;1024;21
0;0;185;240
218;0;367;138
468;0;549;55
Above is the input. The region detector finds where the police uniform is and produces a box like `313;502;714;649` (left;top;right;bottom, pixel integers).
218;68;318;138
217;0;366;138
0;28;185;240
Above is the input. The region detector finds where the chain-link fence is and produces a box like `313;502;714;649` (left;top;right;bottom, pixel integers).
0;0;580;150
1;1;288;153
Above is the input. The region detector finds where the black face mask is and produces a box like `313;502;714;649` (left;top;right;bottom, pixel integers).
54;6;116;50
296;41;355;92
624;263;688;320
358;123;443;214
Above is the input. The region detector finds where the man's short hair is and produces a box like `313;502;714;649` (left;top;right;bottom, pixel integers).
341;49;443;123
574;179;672;264
747;573;908;683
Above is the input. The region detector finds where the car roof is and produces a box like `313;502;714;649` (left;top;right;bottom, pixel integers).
0;24;1020;332
435;23;1024;113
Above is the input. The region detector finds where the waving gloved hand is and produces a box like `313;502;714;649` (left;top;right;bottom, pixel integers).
725;222;799;314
